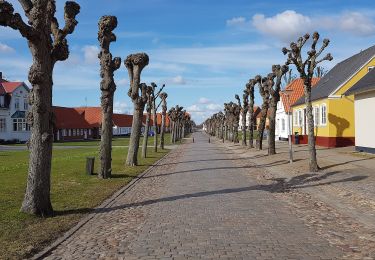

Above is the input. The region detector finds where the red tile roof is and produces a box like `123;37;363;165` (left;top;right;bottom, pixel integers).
143;112;171;127
112;113;133;127
281;78;320;112
75;107;102;127
0;82;24;94
53;106;92;129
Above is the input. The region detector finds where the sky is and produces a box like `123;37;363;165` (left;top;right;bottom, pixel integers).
1;0;375;124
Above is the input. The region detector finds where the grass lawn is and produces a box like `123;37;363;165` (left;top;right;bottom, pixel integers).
0;145;170;259
52;133;173;147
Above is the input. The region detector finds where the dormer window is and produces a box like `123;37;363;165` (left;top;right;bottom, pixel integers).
369;66;374;71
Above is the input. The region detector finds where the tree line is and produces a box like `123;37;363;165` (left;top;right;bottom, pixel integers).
0;1;193;217
204;31;332;173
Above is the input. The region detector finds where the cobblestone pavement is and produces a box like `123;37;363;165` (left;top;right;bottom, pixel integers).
45;131;343;259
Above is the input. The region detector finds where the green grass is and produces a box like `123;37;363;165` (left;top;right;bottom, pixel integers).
0;145;170;259
238;130;259;140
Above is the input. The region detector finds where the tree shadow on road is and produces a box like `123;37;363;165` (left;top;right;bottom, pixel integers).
89;171;367;214
320;157;375;170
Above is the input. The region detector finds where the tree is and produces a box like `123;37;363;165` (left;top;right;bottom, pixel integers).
282;69;297;89
150;83;165;152
125;53;149;166
0;0;80;216
245;79;256;148
314;66;328;78
159;92;168;149
141;85;153;158
255;75;271;150
97;15;121;179
240;91;249;146
233;95;241;144
282;32;333;172
268;65;289;155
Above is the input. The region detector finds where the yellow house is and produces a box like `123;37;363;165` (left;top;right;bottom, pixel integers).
291;45;375;147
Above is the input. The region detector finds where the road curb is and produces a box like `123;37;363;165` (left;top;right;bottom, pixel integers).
31;149;175;260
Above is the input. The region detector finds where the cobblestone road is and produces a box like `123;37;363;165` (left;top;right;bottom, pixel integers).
45;131;343;259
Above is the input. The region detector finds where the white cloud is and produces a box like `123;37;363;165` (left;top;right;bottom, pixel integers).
249;10;375;42
114;101;131;114
338;12;375;36
82;45;99;64
117;78;128;86
198;97;210;104
0;42;14;53
148;62;187;73
226;17;247;27
252;10;312;42
164;75;186;85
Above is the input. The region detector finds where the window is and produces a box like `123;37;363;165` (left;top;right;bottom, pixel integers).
0;96;4;107
321;104;327;125
14;98;20;110
314;106;320;126
62;129;66;137
73;129;76;136
12;118;29;131
24;98;28;110
298;110;303;126
81;129;84;135
293;111;298;126
281;118;285;131
0;118;6;132
88;129;92;135
68;129;71;136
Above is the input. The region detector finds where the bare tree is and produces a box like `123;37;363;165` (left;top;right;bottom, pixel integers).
240;91;249;146
151;83;165;152
0;1;80;216
97;16;121;179
268;65;289;155
282;32;333;172
245;79;256;148
282;69;297;89
255;75;271;150
314;66;328;78
159;92;168;149
125;53;149;166
141;85;153;158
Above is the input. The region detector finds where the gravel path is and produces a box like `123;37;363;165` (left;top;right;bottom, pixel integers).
43;131;342;259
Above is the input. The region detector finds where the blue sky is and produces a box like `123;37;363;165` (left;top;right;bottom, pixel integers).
1;0;375;123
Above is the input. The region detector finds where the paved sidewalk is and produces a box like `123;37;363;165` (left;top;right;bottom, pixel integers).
43;131;343;259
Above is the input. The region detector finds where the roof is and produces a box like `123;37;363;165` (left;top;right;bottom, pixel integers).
112;113;133;127
281;78;320;112
0;82;27;95
75;107;102;127
53;106;92;129
294;45;375;106
11;111;26;118
345;68;375;95
143;112;171;127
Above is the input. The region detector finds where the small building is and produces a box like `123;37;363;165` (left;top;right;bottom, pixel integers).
0;73;31;142
112;113;133;136
291;45;375;147
275;78;320;141
53;106;93;141
345;68;375;153
238;106;261;130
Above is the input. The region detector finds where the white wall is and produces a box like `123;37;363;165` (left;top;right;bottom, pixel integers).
355;90;375;150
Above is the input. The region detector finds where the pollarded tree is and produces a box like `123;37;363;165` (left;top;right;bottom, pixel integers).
159;92;168;149
233;95;241;144
125;53;149;166
282;32;333;172
240;91;249;146
268;65;289;155
141;85;153;158
97;15;121;179
255;75;271;150
245;79;256;148
0;0;80;216
150;82;165;152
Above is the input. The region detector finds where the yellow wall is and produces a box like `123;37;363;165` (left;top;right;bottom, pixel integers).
291;56;375;138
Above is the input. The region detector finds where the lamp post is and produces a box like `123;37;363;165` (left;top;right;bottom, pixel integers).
282;90;293;163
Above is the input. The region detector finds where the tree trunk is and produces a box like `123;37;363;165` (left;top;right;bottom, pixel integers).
142;110;150;158
171;121;175;143
99;91;114;178
21;48;54;217
126;104;144;166
268;100;277;155
152;108;157;152
241;111;247;146
248;107;254;148
257;103;268;150
160;112;165;149
304;82;319;172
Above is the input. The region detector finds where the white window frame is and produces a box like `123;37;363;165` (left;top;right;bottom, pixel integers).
281;118;285;131
0;118;6;132
14;98;20;110
24;98;28;110
293;111;297;126
298;109;303;127
320;104;327;126
88;129;92;135
12;118;29;132
314;106;320;126
73;129;76;136
62;129;66;137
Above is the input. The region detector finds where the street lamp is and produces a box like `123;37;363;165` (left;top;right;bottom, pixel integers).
282;90;293;163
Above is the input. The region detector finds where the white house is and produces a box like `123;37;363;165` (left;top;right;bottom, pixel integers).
345;67;375;153
275;78;320;141
0;73;31;142
238;106;261;130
